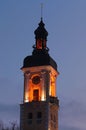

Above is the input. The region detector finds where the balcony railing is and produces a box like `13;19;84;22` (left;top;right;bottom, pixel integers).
49;96;59;106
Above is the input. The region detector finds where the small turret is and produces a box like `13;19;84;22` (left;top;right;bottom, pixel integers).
33;18;49;54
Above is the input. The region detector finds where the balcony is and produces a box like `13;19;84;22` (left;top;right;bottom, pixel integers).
49;96;59;106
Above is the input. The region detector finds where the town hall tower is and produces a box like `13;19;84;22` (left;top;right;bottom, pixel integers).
20;18;59;130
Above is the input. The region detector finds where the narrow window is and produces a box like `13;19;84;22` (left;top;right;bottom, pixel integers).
37;112;42;118
28;113;32;124
33;89;39;101
28;113;32;119
37;112;42;124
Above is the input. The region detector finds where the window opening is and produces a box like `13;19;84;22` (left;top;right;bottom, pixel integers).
37;112;42;124
28;113;33;124
33;89;39;101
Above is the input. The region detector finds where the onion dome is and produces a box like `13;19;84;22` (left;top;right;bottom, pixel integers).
34;18;48;40
33;18;49;54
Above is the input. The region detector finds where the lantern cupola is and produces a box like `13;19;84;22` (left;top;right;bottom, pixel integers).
33;18;49;54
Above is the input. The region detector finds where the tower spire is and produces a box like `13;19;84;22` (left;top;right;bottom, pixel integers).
33;13;49;55
41;3;43;20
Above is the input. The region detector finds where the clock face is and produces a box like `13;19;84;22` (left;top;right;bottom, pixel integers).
32;76;40;85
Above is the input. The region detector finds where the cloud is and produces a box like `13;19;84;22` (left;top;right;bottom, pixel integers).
0;103;19;124
59;100;86;130
59;125;81;130
0;77;22;104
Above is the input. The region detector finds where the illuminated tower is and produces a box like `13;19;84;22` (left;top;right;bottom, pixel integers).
20;18;59;130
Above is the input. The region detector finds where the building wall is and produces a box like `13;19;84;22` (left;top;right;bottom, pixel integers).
20;101;48;130
48;103;59;130
20;100;59;130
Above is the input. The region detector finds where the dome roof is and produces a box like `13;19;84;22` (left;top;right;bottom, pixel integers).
22;53;57;71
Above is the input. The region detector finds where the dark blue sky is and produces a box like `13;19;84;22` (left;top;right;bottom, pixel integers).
0;1;86;130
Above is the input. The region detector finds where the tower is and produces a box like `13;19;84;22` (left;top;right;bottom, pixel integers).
20;18;59;130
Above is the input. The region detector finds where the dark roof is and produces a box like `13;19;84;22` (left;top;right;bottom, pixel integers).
22;52;57;71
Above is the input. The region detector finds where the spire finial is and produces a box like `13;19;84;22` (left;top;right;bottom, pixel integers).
41;3;43;20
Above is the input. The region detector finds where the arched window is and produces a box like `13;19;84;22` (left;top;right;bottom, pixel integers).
33;89;39;101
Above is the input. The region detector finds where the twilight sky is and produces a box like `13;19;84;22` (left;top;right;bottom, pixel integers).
0;0;86;130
